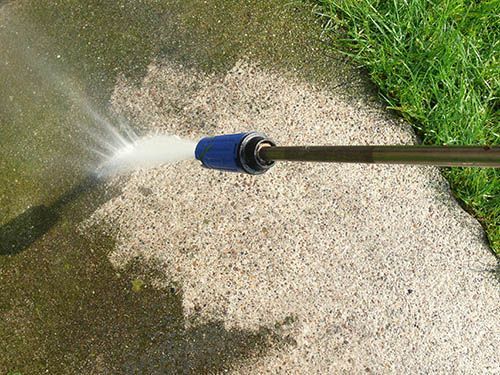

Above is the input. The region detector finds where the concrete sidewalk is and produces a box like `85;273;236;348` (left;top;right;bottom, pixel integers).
86;60;500;373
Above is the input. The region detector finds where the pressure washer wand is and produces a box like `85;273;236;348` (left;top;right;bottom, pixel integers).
258;145;500;168
195;132;500;174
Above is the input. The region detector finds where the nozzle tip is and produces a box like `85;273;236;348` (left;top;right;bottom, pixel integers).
195;132;275;175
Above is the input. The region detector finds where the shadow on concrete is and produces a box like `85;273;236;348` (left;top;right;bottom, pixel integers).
125;319;288;374
0;175;100;256
0;180;296;373
1;225;296;374
121;279;294;374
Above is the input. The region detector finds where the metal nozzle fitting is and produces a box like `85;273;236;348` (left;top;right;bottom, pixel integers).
195;132;275;175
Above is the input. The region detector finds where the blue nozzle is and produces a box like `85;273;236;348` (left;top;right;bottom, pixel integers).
195;132;275;175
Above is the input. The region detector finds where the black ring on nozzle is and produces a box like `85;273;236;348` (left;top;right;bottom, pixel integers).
239;132;276;175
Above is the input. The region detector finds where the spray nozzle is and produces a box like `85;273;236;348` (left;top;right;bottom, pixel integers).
195;132;276;175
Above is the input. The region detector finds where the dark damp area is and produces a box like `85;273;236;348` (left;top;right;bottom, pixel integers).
0;0;359;372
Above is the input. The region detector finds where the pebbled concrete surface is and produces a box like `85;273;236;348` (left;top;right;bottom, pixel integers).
1;0;498;372
85;60;500;373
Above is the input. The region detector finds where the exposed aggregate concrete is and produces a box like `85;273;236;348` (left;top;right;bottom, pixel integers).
84;60;499;374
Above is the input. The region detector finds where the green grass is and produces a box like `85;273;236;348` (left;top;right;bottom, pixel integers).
314;0;499;254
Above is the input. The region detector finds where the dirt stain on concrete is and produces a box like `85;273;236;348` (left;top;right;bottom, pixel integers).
1;0;331;372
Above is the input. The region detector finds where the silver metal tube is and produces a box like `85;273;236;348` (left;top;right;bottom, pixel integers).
258;145;500;167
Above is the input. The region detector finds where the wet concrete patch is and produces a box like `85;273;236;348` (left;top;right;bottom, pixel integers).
1;0;344;372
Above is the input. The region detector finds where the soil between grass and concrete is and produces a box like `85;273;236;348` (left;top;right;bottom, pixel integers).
0;1;498;374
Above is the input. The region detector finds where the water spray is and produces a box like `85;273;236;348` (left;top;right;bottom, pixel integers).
195;132;500;174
